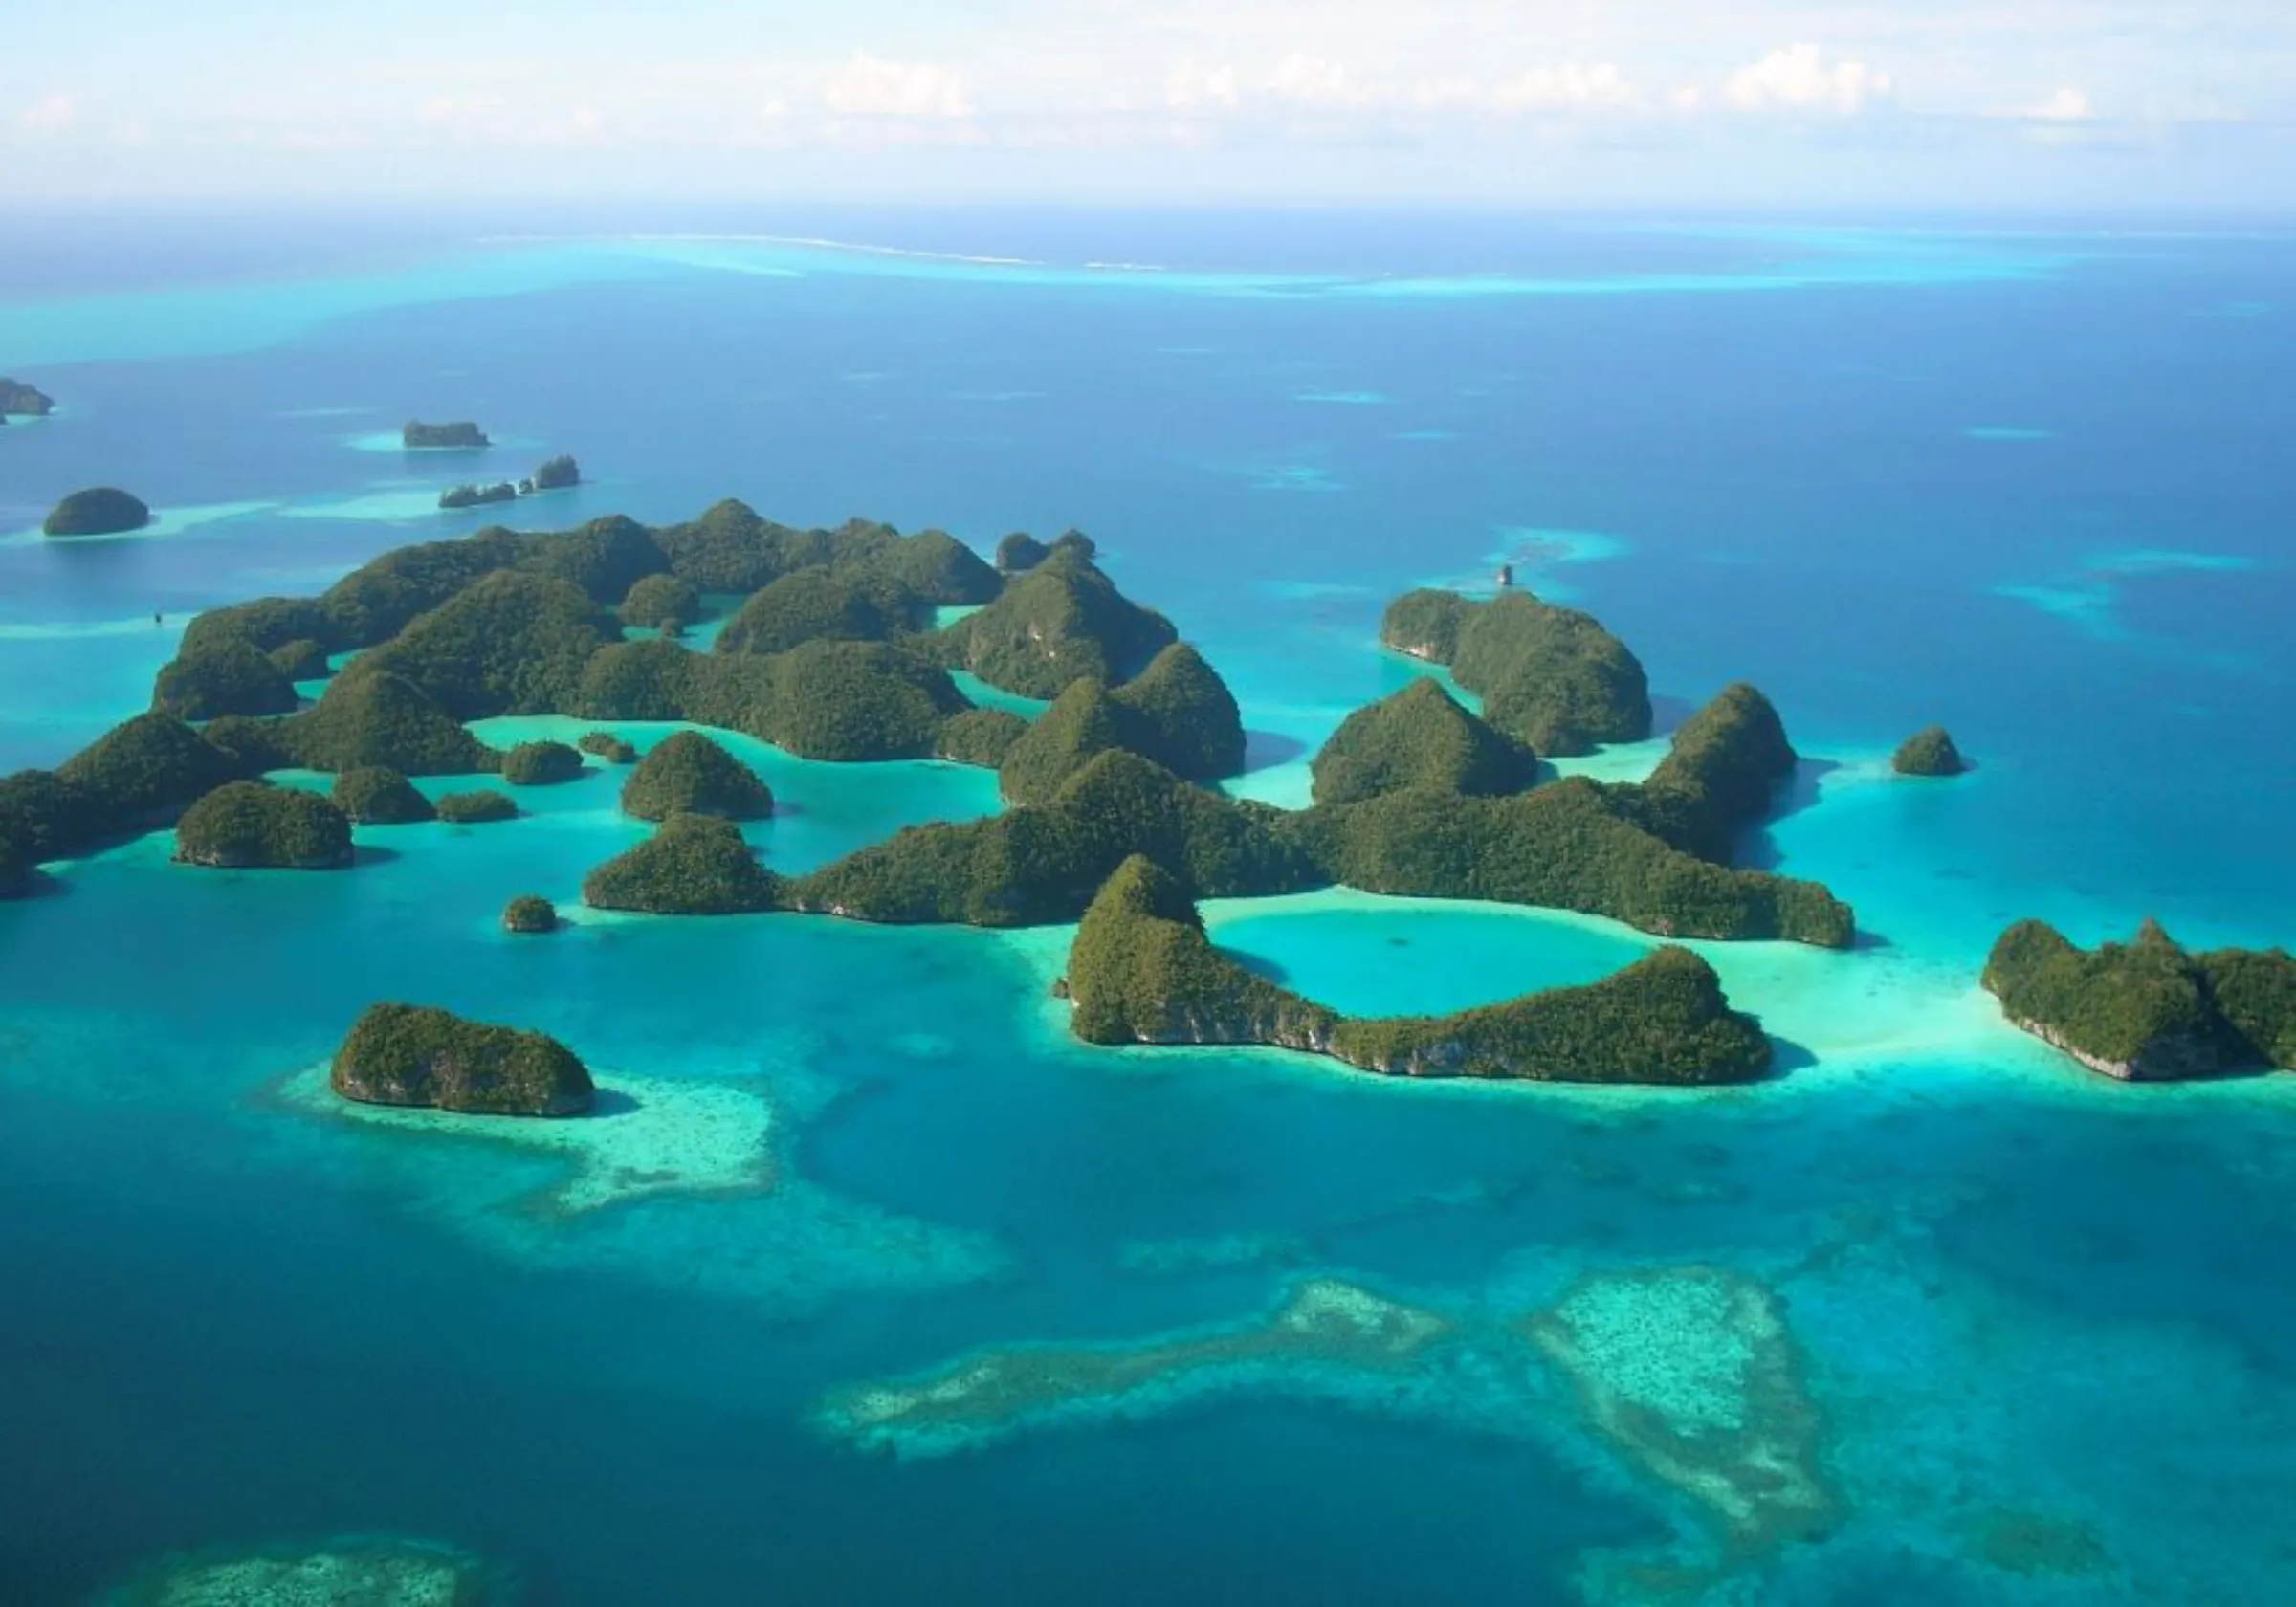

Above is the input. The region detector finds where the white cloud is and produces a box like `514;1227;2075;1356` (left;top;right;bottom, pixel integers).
1490;63;1638;113
19;92;77;134
1264;55;1367;107
1725;44;1894;115
2019;87;2094;121
1166;62;1239;111
823;54;974;119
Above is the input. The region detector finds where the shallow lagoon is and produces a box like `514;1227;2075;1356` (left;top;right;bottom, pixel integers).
2;211;2293;1604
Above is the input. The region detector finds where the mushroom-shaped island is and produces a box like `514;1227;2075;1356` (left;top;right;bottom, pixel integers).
403;420;490;450
577;730;639;764
331;1002;593;1115
1892;725;1968;777
1063;855;1772;1085
529;453;581;491
620;731;773;821
440;481;518;511
585;813;784;914
43;487;151;538
331;765;436;824
173;781;353;870
619;573;700;634
1983;919;2295;1080
500;739;585;785
502;894;558;935
435;789;518;824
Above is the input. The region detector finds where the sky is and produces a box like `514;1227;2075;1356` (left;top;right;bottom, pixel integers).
2;0;2291;210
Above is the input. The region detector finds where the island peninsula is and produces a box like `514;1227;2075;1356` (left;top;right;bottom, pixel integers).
1;497;1863;1082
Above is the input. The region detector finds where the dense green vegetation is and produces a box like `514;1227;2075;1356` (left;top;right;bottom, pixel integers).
1310;679;1535;805
151;640;301;720
500;740;586;785
57;713;248;825
936;707;1028;766
502;894;558;934
254;671;500;776
1065;856;1771;1084
1317;779;1853;947
173;781;353;870
995;533;1049;574
994;643;1247;804
530;455;581;492
1380;588;1651;756
0;378;55;416
715;564;914;654
791;750;1324;926
933;549;1177;699
583;814;784;914
577;730;638;764
620;732;773;822
435;790;518;825
618;573;699;633
2199;947;2296;1070
355;571;620;719
331;1002;593;1116
44;488;151;538
330;766;435;824
1624;683;1798;862
1983;919;2295;1077
1893;726;1967;777
267;639;332;681
870;529;1001;605
440;482;518;511
404;421;489;450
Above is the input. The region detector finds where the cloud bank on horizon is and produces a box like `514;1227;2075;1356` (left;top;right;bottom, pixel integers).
2;0;2289;208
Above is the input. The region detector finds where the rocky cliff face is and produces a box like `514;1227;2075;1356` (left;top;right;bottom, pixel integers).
2003;1013;2234;1082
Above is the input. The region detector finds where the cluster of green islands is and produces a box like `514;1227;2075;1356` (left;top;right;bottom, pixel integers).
441;453;582;511
1;495;2285;1100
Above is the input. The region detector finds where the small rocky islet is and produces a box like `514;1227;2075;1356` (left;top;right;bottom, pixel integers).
0;376;56;420
3;492;2281;1090
43;486;152;538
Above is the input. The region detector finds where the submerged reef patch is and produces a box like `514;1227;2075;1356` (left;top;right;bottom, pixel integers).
1526;1266;1836;1553
96;1532;517;1607
815;1277;1451;1458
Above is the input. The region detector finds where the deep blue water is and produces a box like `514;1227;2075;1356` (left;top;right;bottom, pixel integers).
1;209;2292;1604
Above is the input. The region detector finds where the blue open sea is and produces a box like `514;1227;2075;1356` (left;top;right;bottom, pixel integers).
1;209;2291;1604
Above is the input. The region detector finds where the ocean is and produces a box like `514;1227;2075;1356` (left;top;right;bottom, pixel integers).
0;208;2290;1604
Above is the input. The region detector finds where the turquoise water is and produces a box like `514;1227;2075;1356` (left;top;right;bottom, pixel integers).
2;212;2293;1604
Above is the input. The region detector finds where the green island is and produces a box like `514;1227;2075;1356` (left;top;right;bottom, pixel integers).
578;730;638;764
619;573;698;634
1982;918;2296;1080
585;813;783;914
500;739;585;785
330;765;436;824
1063;855;1772;1084
403;420;489;450
527;453;581;492
440;481;519;511
1310;678;1535;805
173;781;354;870
0;377;55;417
1893;725;1968;777
331;1002;593;1115
621;731;774;821
267;638;333;681
152;638;301;720
435;789;518;825
1380;587;1652;756
43;487;152;538
502;893;558;935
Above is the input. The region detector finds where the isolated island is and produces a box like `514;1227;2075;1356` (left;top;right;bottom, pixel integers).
43;487;151;538
1893;726;1967;777
1983;918;2294;1080
404;420;490;450
0;378;55;419
332;1002;594;1115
